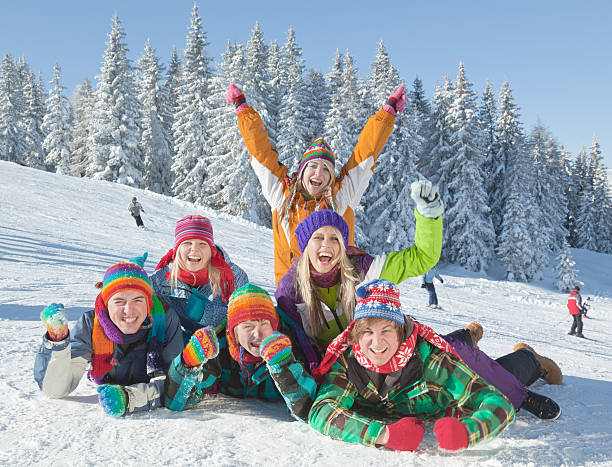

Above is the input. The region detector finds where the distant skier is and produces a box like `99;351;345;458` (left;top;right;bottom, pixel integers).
567;285;585;338
128;197;145;228
422;264;443;308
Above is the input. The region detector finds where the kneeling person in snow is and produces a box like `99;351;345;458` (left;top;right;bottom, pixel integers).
308;279;515;452
34;262;184;417
164;284;317;422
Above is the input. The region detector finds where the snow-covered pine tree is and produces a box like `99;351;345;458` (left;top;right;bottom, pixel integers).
304;68;329;145
275;27;312;171
206;42;270;226
554;240;581;292
70;78;94;177
576;136;612;252
407;76;432;163
478;79;498;195
443;62;494;271
20;64;46;169
0;53;27;164
323;50;362;168
163;46;181;150
243;22;272;129
559;144;576;245
171;4;213;202
491;79;522;237
87;14;144;187
265;40;281;154
568;145;588;246
42;63;72;174
136;39;174;194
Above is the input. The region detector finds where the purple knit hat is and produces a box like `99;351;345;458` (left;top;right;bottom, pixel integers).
295;210;349;252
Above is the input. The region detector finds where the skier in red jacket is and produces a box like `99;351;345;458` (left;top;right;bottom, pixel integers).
567;286;585;338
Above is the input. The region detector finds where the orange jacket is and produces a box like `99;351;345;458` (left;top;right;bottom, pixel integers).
237;107;395;285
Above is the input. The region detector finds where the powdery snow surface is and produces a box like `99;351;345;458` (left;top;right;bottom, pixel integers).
1;160;611;466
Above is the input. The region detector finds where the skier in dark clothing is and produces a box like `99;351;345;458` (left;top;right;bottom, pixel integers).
128;197;145;228
567;286;585;338
422;265;443;308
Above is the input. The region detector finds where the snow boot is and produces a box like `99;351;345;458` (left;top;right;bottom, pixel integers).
520;390;562;420
567;331;575;336
575;333;585;338
464;322;483;349
514;343;563;385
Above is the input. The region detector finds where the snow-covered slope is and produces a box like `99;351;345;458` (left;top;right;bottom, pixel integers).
1;161;611;466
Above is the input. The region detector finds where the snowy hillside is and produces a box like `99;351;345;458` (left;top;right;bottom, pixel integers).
1;160;612;466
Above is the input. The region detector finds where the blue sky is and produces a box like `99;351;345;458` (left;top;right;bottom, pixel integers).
3;0;611;168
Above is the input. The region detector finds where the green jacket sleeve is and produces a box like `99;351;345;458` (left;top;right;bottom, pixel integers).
308;356;385;446
163;354;222;411
378;210;443;284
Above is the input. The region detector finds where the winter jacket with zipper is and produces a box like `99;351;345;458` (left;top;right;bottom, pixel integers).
275;210;442;358
34;307;183;415
237;106;396;286
308;337;515;448
567;290;582;315
149;245;249;337
164;308;317;422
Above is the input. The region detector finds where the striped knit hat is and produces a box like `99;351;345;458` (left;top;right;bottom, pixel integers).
295;209;349;252
354;279;404;325
99;262;154;312
174;215;214;255
297;138;335;179
226;284;279;363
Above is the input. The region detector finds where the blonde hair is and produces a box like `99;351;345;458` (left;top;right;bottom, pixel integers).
349;317;405;345
280;168;337;221
294;226;360;337
169;251;221;297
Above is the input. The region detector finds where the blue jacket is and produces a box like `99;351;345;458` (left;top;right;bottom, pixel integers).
150;245;248;337
422;266;442;284
34;307;183;414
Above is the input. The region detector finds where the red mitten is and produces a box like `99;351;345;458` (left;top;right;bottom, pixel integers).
385;417;425;451
434;417;469;451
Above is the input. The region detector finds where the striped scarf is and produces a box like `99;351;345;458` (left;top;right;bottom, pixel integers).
89;294;166;384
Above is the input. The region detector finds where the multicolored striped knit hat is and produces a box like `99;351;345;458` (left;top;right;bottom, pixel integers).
99;262;154;312
294;209;349;252
354;279;404;325
174;215;215;255
297;138;335;180
226;284;279;363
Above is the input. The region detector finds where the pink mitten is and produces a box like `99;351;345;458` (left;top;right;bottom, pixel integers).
434;417;469;451
226;83;249;113
385;417;425;451
383;85;406;116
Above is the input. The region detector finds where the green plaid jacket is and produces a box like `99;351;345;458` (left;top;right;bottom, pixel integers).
308;337;515;447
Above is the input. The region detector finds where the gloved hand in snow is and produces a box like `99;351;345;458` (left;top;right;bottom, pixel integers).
382;417;425;451
182;327;219;367
260;332;292;366
440;278;444;284
434;417;469;451
410;180;444;218
40;303;69;341
383;85;406;116
226;83;249;114
97;384;128;418
129;252;148;267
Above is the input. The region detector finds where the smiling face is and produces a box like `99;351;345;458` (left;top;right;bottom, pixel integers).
177;239;212;272
301;160;333;196
306;226;342;274
234;319;274;357
107;289;149;334
357;318;401;366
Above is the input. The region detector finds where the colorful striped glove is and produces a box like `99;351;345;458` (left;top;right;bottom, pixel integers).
383;85;406;116
40;303;69;341
434;417;469;451
97;385;127;418
260;332;292;366
226;83;249;113
385;417;425;451
182;327;219;367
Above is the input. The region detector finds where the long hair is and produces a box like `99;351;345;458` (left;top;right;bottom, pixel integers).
280;171;337;221
169;254;221;297
294;226;360;337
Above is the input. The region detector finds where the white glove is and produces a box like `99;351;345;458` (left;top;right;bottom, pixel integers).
410;180;444;218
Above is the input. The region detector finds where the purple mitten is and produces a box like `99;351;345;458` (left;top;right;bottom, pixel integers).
40;303;69;341
226;83;249;113
383;85;406;116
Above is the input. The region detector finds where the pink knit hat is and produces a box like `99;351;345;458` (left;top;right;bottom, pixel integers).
174;215;215;254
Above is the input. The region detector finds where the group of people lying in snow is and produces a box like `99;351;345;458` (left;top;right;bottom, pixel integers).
34;85;563;453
